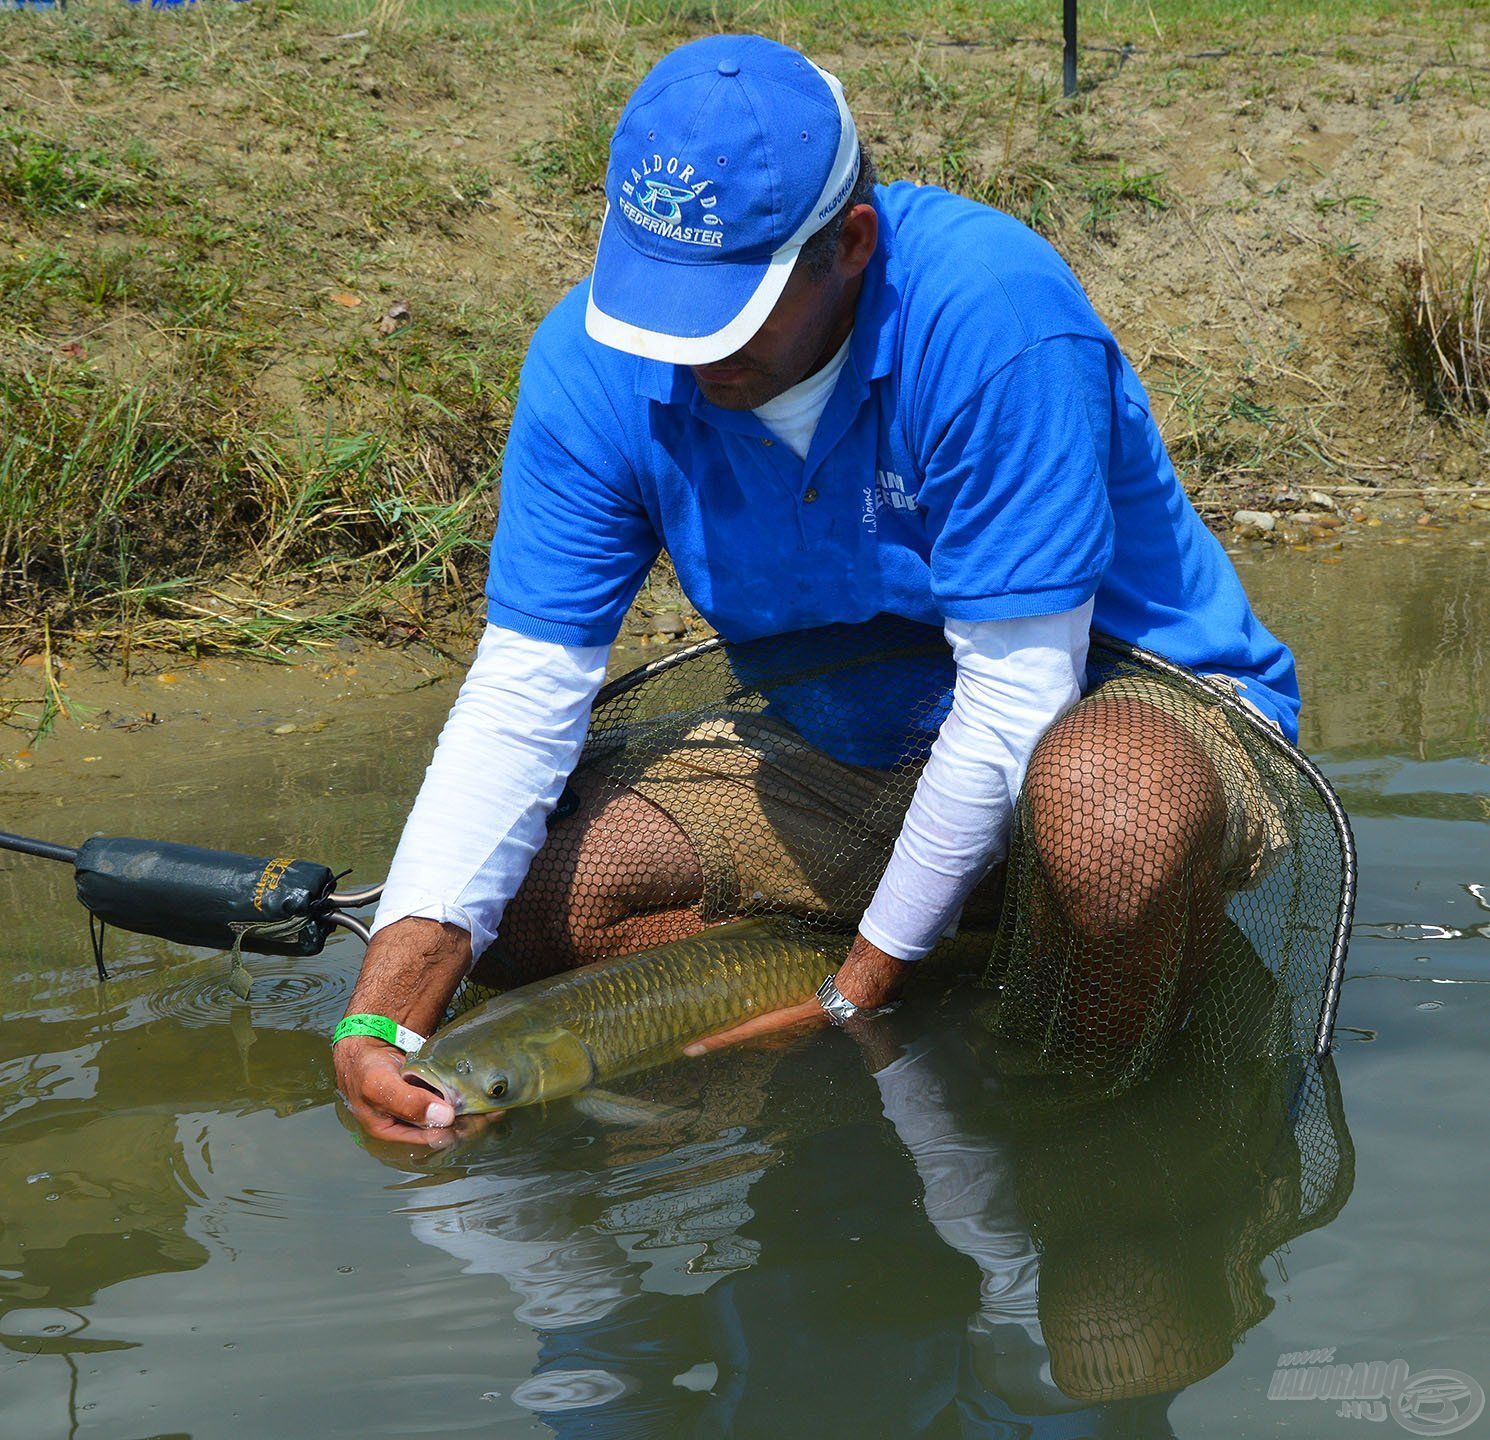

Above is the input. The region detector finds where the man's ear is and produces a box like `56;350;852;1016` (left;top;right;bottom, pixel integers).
837;203;878;279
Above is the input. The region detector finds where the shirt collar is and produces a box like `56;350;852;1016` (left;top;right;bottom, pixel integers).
629;195;899;405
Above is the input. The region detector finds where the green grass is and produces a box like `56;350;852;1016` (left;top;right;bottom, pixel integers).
0;125;150;215
0;0;1485;660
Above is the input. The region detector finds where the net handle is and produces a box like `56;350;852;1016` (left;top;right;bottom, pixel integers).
1089;632;1357;1058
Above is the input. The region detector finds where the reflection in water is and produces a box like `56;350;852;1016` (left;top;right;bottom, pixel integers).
0;985;329;1339
403;994;1354;1439
1243;540;1490;764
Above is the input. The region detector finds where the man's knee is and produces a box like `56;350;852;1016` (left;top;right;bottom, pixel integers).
498;776;705;969
1022;695;1226;936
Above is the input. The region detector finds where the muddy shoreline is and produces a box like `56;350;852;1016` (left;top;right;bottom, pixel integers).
4;3;1488;663
5;516;1481;795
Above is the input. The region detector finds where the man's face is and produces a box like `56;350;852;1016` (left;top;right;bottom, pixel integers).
689;204;878;412
690;264;845;411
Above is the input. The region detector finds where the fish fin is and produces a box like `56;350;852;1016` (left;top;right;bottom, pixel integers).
573;1089;684;1127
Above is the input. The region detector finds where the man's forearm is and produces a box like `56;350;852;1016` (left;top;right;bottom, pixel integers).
371;623;608;958
346;918;474;1039
858;604;1093;961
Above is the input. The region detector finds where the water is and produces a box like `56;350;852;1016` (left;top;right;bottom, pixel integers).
2;535;1486;1438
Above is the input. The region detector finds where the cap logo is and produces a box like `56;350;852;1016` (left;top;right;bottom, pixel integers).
619;153;724;249
814;158;858;227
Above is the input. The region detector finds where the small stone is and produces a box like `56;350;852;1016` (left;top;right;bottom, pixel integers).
1232;510;1276;532
272;723;297;735
1416;511;1434;526
1307;490;1336;510
648;612;685;638
377;300;411;336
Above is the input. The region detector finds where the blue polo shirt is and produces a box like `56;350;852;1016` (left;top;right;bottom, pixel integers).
485;181;1301;741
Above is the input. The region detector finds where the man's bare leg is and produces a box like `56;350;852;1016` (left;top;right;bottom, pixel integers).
479;768;708;986
1020;692;1228;1050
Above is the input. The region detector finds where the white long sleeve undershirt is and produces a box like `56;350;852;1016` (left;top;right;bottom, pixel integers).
858;603;1092;961
370;624;608;960
374;604;1090;965
873;1038;1044;1335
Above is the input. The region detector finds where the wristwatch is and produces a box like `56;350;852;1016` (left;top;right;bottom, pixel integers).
817;974;873;1026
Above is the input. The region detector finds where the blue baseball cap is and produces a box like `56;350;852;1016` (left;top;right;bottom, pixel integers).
585;35;861;365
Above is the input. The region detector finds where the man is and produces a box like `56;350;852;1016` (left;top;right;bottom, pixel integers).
334;35;1299;1145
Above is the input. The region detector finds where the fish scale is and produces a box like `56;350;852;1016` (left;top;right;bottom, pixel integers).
557;921;836;1072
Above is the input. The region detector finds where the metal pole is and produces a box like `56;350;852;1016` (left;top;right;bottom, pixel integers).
1063;0;1078;98
0;830;79;865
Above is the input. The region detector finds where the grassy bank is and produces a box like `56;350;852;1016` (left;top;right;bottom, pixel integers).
1;0;1487;662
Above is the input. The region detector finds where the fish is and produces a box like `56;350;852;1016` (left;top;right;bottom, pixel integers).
401;917;841;1115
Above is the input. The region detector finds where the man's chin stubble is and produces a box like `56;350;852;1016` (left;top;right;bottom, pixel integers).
694;373;794;411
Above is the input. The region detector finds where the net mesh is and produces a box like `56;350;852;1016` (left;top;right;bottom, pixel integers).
467;615;1351;1095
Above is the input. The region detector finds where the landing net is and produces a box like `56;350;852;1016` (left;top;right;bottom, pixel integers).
478;615;1354;1095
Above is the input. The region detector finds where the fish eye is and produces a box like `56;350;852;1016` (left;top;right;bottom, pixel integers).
487;1076;508;1100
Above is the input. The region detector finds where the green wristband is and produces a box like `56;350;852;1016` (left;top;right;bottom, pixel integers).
333;1013;426;1055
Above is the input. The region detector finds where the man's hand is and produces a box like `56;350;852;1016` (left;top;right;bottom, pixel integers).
683;931;913;1055
335;1034;458;1146
334;917;473;1147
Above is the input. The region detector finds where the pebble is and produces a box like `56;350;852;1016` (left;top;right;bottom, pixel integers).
647;612;685;639
1232;509;1276;532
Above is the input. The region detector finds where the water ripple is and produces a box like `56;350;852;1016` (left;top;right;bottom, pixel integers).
510;1368;635;1412
142;956;345;1031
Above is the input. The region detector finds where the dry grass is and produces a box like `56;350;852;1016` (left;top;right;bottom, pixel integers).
1393;220;1490;417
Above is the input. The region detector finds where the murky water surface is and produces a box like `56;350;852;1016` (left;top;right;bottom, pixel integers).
3;535;1487;1438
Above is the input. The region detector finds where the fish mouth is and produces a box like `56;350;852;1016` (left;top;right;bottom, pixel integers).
400;1058;466;1115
